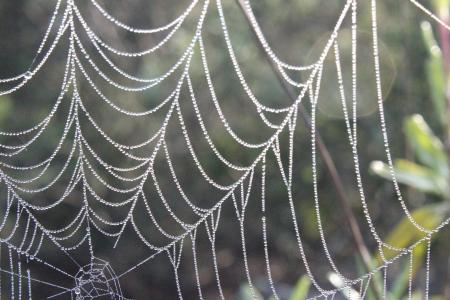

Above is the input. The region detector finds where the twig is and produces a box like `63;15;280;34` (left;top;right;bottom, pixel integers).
434;2;450;152
234;0;374;275
437;6;450;299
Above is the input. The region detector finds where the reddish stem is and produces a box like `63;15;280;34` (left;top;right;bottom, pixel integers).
438;13;450;151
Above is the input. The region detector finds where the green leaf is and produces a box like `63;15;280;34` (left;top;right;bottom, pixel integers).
370;159;450;197
421;21;447;125
403;115;449;178
432;0;450;19
378;205;446;262
408;290;423;300
237;283;263;300
405;290;444;300
374;205;447;298
390;247;425;299
390;260;411;299
327;273;360;299
354;256;378;300
289;275;311;300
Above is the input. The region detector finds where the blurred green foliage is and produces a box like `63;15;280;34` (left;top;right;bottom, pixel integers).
367;4;450;299
1;0;449;299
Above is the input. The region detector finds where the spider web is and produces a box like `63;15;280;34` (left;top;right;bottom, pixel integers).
0;0;449;299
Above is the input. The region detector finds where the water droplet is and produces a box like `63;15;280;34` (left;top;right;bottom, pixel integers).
24;71;32;80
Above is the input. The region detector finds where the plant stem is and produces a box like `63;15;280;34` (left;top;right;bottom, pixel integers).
234;0;374;279
436;5;450;150
436;7;450;298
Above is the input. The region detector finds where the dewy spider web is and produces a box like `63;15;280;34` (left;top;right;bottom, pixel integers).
0;0;449;298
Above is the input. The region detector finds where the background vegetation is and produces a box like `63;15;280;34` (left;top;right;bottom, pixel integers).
0;0;449;299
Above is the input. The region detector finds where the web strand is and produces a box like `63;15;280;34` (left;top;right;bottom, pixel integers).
0;0;449;298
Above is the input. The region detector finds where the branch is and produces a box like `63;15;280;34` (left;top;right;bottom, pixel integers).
234;0;373;272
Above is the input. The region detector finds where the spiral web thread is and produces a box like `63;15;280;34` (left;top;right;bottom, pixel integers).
0;0;449;299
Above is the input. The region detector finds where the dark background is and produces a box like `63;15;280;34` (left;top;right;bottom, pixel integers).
0;0;449;299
